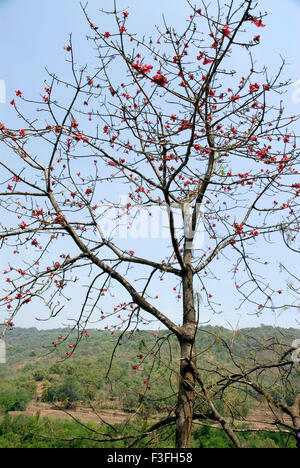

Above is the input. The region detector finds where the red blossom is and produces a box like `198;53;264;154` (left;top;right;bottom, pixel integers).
132;60;153;76
222;25;230;37
173;55;182;63
73;133;89;143
252;17;266;28
203;57;214;65
234;223;243;235
250;83;260;93
152;72;168;86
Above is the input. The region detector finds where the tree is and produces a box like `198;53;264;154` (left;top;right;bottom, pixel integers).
0;0;299;448
42;376;84;409
0;384;30;412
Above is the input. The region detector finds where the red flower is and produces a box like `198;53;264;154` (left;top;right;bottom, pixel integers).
54;215;65;225
234;222;243;234
252;17;265;28
19;129;26;137
203;57;213;65
253;35;260;42
15;90;22;97
104;31;111;38
152;73;168;87
132;60;153;76
73;133;89;142
250;83;260;93
120;26;126;34
222;25;230;37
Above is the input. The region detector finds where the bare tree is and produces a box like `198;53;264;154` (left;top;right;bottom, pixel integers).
0;0;299;448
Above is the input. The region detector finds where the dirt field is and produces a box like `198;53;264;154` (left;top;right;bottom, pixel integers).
9;399;292;431
9;401;133;425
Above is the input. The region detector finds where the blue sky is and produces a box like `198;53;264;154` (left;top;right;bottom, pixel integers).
0;0;300;330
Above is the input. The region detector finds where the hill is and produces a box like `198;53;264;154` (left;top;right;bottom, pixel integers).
0;325;299;448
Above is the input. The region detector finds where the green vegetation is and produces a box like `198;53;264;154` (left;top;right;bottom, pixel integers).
0;325;299;448
0;386;31;412
0;414;295;448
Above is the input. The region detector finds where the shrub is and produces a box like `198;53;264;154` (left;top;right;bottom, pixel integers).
0;386;31;412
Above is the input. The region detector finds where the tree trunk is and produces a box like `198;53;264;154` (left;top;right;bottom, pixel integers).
175;339;196;448
175;264;196;448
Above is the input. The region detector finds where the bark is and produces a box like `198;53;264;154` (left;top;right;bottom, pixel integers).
175;339;196;448
175;265;196;448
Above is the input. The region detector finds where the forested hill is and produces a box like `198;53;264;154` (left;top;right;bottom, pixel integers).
0;325;299;449
2;324;299;370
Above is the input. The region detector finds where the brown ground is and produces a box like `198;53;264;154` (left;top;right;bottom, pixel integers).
9;401;132;425
9;398;291;431
8;381;292;429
